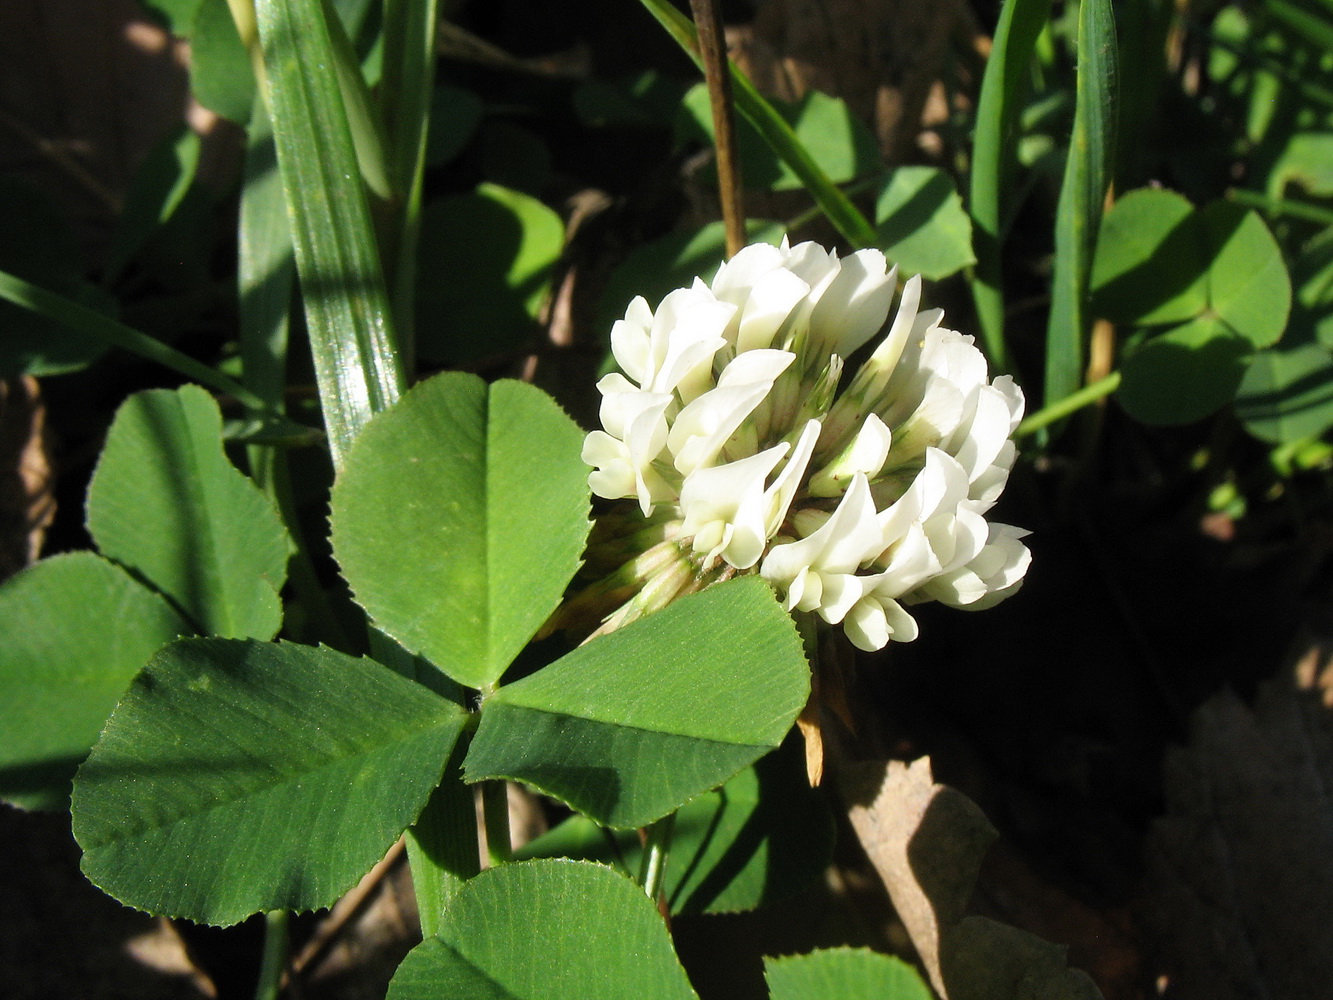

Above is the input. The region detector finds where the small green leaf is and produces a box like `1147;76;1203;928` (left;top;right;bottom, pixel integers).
680;85;879;192
475;123;553;198
1202;201;1291;348
764;947;933;1000
425;84;484;167
0;553;189;811
1116;316;1253;425
415;184;564;364
105;125;202;281
573;72;685;128
517;736;833;915
1092;188;1207;326
73;638;467;926
86;385;289;639
1093;193;1292;350
190;0;256;124
465;578;809;828
1264;132;1333;199
387;860;699;1000
875;167;976;280
1235;342;1333;443
331;372;589;690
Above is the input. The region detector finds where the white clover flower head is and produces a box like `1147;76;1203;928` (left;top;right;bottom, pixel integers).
579;238;1030;650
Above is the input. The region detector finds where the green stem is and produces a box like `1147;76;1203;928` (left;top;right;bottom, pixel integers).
406;742;480;936
0;269;299;427
1015;370;1121;437
638;812;677;904
1227;187;1333;227
254;910;289;1000
482;780;512;867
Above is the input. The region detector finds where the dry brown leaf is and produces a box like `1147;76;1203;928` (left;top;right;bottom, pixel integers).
1144;678;1333;1000
841;757;1103;1000
842;757;997;993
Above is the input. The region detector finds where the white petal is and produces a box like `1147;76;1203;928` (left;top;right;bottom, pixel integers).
649;299;734;398
783;241;839;287
716;348;795;388
809;248;895;358
818;475;887;573
679;444;788;569
815;572;872;624
843;595;918;650
610;312;651;385
809;413;892;497
764;419;822;536
843;598;889;651
711;242;785;302
760;473;880;588
736;269;811;353
948;385;1014;483
873;521;939;596
583;431;635;499
668;381;773;475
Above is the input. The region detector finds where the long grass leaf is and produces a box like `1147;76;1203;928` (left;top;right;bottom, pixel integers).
255;0;405;469
239;101;293;414
636;0;877;249
1261;0;1333;51
969;0;1052;373
1044;0;1118;409
0;270;276;418
380;0;441;372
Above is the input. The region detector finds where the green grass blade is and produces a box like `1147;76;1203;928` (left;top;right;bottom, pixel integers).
1261;0;1333;50
0;269;289;423
968;0;1052;373
1044;0;1118;410
379;0;441;372
239;100;293;414
255;0;405;469
1228;187;1333;227
323;0;392;201
635;0;877;249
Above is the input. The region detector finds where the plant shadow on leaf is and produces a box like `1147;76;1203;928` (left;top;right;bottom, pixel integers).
514;736;833;916
1235;343;1333;441
415;187;559;365
1117;323;1252;425
0;756;90;811
1092;201;1235;326
875;168;973;277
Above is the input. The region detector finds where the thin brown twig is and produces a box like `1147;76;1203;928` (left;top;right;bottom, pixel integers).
285;837;407;984
688;0;745;259
0;105;122;215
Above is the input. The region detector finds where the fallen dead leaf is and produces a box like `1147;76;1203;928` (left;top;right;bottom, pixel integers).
1144;675;1333;999
840;756;1103;1000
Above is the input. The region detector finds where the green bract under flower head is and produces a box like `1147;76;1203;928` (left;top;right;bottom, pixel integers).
580;238;1030;651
